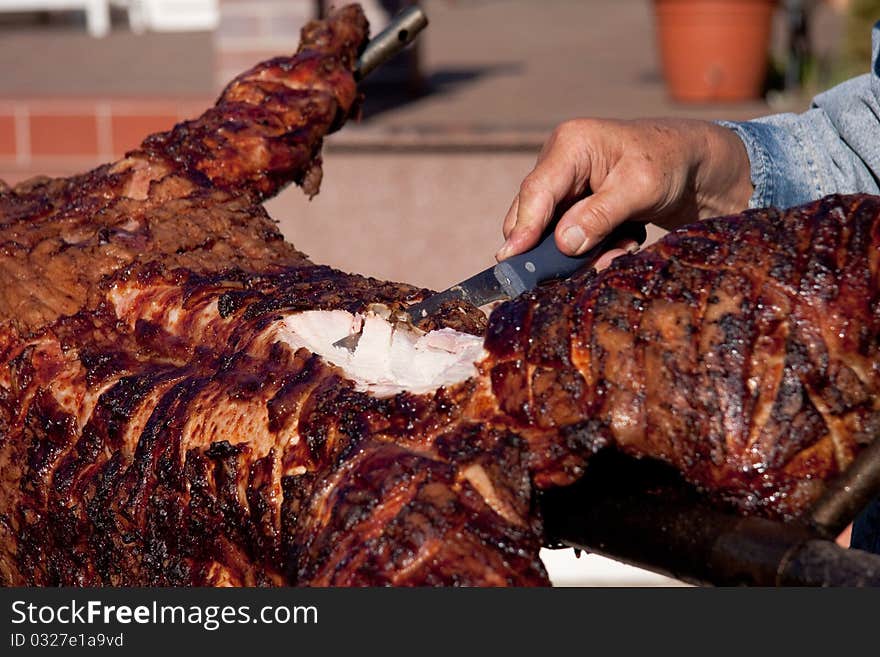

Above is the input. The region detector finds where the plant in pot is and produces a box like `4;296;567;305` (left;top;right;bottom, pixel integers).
653;0;780;102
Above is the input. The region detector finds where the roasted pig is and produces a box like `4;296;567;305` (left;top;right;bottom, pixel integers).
0;4;877;586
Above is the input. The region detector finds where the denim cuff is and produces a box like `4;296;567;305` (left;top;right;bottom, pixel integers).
715;117;831;211
714;120;775;209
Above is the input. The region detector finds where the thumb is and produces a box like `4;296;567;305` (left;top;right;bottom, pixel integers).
554;180;652;255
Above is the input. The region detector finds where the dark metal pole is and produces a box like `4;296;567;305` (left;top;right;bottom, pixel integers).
541;451;880;587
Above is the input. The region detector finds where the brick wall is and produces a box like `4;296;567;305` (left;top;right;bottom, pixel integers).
0;98;209;184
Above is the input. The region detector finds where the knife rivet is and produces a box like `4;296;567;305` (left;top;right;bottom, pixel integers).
525;261;536;273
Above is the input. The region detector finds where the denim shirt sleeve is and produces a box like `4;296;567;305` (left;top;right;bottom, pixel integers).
716;21;880;210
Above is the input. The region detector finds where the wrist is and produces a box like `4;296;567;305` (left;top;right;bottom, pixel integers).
693;121;754;218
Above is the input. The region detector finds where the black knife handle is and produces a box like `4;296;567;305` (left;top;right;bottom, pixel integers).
494;221;646;297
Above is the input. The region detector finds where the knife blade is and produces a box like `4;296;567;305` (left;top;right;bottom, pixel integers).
332;221;646;352
331;268;502;352
404;220;646;319
404;267;505;323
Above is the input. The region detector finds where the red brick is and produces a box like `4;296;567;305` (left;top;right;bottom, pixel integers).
0;114;15;157
30;114;98;157
111;114;178;156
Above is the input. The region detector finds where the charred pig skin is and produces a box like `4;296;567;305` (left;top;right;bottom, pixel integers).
0;4;532;586
0;264;547;585
474;195;880;519
2;194;878;585
0;3;878;586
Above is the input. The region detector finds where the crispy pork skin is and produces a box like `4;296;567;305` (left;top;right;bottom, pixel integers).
0;5;527;586
0;3;878;586
2;194;878;585
0;265;545;585
472;195;880;519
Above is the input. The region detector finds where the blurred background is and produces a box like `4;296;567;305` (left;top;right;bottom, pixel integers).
0;0;874;585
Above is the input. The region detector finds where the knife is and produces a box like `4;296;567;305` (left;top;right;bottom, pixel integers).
333;220;646;351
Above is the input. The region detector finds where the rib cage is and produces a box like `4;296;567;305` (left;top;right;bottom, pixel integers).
0;4;878;586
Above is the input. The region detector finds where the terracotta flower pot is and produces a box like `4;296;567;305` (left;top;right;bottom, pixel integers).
653;0;778;102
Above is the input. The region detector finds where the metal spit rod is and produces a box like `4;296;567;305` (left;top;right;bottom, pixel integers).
541;451;880;587
355;6;429;81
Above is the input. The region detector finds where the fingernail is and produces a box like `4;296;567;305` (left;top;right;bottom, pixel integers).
495;241;512;261
561;226;588;254
624;241;640;254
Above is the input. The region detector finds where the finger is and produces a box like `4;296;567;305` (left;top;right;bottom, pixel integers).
555;171;654;255
593;248;627;271
496;215;544;262
617;221;648;248
502;195;520;240
506;135;592;256
618;238;642;255
593;239;641;271
515;182;555;236
497;196;520;260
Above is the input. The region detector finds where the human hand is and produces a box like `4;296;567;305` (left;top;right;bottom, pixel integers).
496;118;753;262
